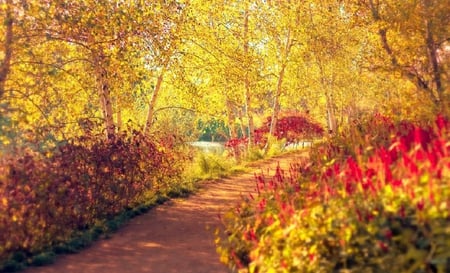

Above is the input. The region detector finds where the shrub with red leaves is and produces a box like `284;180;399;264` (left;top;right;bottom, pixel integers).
256;114;324;145
225;113;324;156
0;130;182;263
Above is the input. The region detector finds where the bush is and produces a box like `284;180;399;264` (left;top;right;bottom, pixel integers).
217;114;449;273
0;129;186;269
225;113;324;159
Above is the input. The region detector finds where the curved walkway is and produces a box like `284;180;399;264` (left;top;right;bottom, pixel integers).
23;152;306;273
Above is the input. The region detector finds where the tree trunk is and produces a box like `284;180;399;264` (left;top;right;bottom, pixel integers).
244;79;255;147
269;63;287;138
116;108;122;132
93;49;115;139
237;109;246;138
226;99;240;160
269;27;291;140
243;7;254;149
0;0;13;99
264;63;286;155
144;71;165;135
326;93;337;134
226;99;238;139
424;16;443;102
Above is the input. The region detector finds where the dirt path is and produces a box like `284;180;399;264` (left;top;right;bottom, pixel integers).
23;152;306;273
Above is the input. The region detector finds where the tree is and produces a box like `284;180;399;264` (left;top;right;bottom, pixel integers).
257;1;302;142
357;0;449;108
142;1;187;134
0;0;13;99
181;0;265;148
0;0;186;141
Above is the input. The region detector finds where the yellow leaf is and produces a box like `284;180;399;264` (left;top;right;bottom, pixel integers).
1;198;7;206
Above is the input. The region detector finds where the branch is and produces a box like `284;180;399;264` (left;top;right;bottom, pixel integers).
153;106;196;115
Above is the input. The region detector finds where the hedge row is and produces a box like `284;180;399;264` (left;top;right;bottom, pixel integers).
0;130;184;268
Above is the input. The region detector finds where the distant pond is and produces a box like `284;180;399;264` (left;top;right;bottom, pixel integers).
189;141;225;154
189;140;313;155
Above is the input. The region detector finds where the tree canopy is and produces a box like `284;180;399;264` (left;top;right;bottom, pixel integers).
0;0;448;145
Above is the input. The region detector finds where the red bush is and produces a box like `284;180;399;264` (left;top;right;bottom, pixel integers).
0;130;179;261
256;114;324;145
225;113;324;154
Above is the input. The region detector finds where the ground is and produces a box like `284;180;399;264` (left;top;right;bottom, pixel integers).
22;152;305;273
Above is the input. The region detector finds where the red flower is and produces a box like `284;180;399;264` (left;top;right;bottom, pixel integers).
416;198;425;211
258;198;266;211
309;252;316;262
347;157;363;181
435;114;448;133
245;229;257;241
366;212;375;222
356;209;363;222
391;179;402;188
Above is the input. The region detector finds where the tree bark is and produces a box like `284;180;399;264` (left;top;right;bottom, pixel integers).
226;99;238;139
116;109;122;132
93;49;115;139
326;93;337;134
0;0;13;99
268;63;286;137
424;14;443;102
237;109;246;138
243;7;254;149
226;99;240;160
144;70;165;135
269;29;291;139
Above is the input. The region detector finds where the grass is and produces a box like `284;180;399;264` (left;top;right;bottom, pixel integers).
185;140;310;182
186;152;239;180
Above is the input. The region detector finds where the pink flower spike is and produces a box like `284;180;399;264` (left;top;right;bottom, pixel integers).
391;179;402;188
309;253;316;262
435;114;447;133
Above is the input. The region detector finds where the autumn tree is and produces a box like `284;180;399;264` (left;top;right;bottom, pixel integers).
356;0;449;109
2;0;446;148
256;1;304;144
0;0;12;99
181;0;266;148
141;1;188;134
0;0;187;141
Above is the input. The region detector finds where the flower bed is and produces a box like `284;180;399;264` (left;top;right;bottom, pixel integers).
217;114;449;273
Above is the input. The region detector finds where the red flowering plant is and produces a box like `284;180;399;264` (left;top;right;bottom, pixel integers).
225;113;324;159
216;114;449;273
